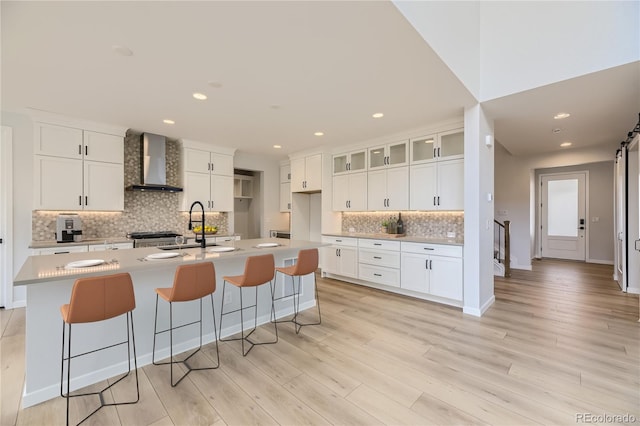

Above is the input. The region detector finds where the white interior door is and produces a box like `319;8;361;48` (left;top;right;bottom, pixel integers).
541;172;587;260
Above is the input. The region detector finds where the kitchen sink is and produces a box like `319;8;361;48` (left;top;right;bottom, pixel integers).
158;242;218;250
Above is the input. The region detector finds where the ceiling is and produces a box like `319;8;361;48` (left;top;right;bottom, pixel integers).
2;1;638;160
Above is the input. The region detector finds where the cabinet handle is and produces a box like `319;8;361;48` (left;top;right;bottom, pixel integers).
433;196;436;206
336;239;342;242
437;196;440;206
374;243;382;246
430;260;433;269
438;147;441;157
346;201;348;209
373;256;382;259
211;162;214;171
78;145;82;155
85;196;88;206
208;163;211;171
287;202;291;210
374;273;382;277
426;259;429;269
348;200;351;208
78;195;82;206
85;145;88;156
288;173;291;180
387;198;390;207
54;251;70;255
423;247;434;250
433;148;436;158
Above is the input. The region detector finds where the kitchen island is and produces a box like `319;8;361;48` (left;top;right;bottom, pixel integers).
14;238;325;408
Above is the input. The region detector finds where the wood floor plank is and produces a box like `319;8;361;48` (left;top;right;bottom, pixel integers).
142;353;223;426
283;373;384;426
345;384;429;425
2;334;25;426
214;342;330;425
109;367;169;426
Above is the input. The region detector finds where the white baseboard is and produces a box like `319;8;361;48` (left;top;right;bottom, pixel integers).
511;263;532;271
627;286;640;295
587;258;614;265
463;295;495;317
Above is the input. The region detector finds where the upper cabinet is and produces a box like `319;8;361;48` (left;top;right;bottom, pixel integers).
333;149;367;175
291;153;322;192
33;122;124;211
410;128;464;165
368;140;408;170
280;163;291;212
178;140;235;212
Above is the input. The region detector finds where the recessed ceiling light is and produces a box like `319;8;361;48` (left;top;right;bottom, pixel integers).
270;104;281;110
552;128;562;134
314;132;324;136
372;113;384;118
163;119;175;125
560;142;572;147
112;45;133;56
554;112;571;120
208;81;223;88
193;93;207;100
273;145;282;149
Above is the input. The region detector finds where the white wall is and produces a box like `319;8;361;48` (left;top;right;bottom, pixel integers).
395;1;639;102
627;149;639;294
463;103;495;316
1;111;35;307
495;141;616;269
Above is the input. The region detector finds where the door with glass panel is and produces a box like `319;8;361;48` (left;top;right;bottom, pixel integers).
540;173;587;260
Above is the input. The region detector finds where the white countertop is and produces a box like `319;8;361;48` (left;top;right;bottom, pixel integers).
322;232;464;246
16;238;324;285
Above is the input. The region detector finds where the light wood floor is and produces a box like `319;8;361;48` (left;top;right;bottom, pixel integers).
2;259;639;425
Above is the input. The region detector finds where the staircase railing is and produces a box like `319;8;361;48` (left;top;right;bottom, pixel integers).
494;219;511;277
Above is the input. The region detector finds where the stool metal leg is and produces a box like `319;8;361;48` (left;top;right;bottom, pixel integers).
153;294;220;387
272;271;299;326
61;313;139;426
292;272;321;334
220;280;279;356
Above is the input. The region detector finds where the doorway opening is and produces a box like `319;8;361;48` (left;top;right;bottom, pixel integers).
233;169;261;239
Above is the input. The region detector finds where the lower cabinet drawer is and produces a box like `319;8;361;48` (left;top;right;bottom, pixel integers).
358;249;400;268
358;264;400;288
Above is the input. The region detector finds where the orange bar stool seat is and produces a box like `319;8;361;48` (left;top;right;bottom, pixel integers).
152;262;220;386
273;248;321;334
219;254;278;356
60;272;139;426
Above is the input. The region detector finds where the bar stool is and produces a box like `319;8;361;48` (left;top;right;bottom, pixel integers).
274;248;320;334
219;254;278;356
152;262;220;387
60;272;139;426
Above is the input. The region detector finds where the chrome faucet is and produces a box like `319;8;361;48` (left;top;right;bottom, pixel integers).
188;201;206;248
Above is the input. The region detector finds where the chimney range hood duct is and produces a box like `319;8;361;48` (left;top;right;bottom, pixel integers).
126;132;183;192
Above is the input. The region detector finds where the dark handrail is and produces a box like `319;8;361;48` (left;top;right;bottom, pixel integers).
493;220;511;277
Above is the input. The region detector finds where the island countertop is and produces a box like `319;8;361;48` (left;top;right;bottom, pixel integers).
322;232;464;246
15;238;324;286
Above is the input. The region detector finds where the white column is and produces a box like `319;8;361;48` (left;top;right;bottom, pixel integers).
463;104;495;316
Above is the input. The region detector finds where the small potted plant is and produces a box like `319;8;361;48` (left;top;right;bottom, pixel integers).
381;219;389;233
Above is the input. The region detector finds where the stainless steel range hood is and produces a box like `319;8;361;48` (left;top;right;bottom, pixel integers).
126;132;183;192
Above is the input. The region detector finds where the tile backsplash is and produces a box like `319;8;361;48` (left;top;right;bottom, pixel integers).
32;132;228;241
342;211;464;239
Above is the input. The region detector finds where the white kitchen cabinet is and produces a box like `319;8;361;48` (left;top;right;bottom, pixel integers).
280;182;291;212
280;163;291;183
401;242;463;302
410;128;464;165
410;159;463;211
368;140;408;170
183;148;233;176
320;236;358;279
33;245;88;255
367;167;409;211
33;122;124;211
291;154;322;192
179;142;234;212
358;238;400;287
333;149;367;174
332;172;367;211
